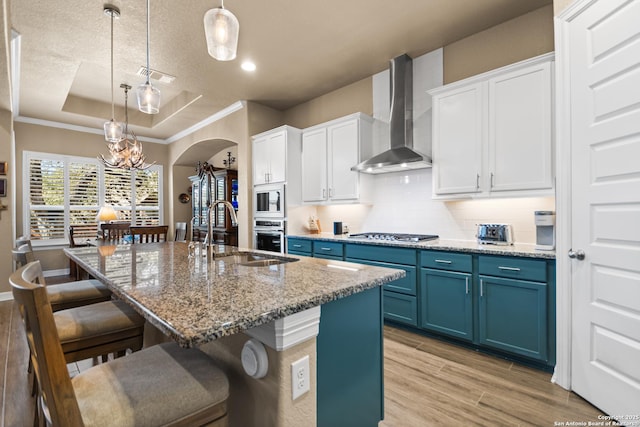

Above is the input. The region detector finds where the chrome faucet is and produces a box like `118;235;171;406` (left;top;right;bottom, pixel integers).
206;200;238;246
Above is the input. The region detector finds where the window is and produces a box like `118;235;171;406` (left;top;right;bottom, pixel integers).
24;151;163;245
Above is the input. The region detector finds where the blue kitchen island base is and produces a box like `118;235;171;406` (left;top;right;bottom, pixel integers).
317;286;384;427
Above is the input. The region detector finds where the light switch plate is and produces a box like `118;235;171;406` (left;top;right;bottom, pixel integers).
291;355;310;400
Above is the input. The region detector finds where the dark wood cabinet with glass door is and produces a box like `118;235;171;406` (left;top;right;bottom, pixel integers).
190;169;238;246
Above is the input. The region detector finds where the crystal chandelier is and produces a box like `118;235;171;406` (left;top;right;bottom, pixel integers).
99;84;155;170
203;0;239;61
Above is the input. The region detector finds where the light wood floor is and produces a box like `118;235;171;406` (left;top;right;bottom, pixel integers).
381;326;605;426
1;297;604;427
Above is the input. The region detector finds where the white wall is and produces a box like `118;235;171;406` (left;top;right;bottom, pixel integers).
312;168;554;244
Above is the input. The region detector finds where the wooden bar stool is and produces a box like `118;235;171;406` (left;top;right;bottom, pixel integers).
11;261;230;427
10;259;144;363
12;244;112;311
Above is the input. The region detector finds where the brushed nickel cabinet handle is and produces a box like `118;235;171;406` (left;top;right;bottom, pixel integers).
498;266;521;271
293;244;302;248
465;277;469;295
435;259;452;264
320;247;332;251
480;279;484;297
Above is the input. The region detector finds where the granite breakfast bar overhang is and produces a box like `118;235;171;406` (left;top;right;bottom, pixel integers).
64;242;405;427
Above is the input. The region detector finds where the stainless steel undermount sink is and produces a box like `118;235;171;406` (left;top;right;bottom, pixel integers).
223;252;299;267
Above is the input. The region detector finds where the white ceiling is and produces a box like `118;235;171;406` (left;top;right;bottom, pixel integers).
9;0;551;142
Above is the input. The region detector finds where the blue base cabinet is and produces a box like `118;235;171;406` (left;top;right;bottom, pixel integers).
478;255;549;362
345;244;418;327
479;275;547;361
421;269;473;341
287;236;556;368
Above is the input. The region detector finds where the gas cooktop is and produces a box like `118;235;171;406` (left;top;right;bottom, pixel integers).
348;232;439;242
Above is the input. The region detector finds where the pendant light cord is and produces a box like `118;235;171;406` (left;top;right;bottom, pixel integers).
145;0;150;84
110;10;115;119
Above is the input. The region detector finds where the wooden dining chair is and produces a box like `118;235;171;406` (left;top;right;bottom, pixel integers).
68;225;96;279
130;225;169;243
100;222;131;242
175;222;187;241
11;261;229;427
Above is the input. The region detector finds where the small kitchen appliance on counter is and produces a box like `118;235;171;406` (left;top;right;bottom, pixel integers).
476;224;514;245
349;232;439;242
534;211;556;251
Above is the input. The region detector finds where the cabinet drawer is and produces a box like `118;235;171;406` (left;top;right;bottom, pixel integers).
479;256;546;282
383;291;417;326
287;238;312;254
346;258;416;296
345;244;416;265
421;251;472;273
313;241;344;258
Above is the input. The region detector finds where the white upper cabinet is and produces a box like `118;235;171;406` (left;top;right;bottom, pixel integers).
301;113;373;204
432;82;485;195
430;53;554;198
488;61;553;192
252;126;301;186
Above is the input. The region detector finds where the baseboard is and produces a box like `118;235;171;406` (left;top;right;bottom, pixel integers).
0;292;13;302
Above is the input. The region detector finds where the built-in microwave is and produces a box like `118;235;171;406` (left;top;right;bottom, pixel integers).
254;184;285;218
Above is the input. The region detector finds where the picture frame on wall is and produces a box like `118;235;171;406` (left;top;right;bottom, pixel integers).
0;162;6;175
0;179;6;197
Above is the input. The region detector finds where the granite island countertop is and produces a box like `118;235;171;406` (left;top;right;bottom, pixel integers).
64;242;405;348
287;233;556;260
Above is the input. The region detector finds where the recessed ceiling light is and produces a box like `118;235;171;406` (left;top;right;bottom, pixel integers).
241;61;256;72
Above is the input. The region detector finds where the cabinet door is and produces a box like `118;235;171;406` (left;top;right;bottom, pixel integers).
267;132;287;184
488;61;553;192
478;275;547;362
253;137;270;185
328;119;359;201
421;269;473;342
301;127;328;202
432;83;485;195
383;291;418;326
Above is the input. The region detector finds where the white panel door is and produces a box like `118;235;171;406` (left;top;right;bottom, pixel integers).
301;127;327;203
569;0;640;416
328;119;359;201
432;83;484;195
488;62;553;192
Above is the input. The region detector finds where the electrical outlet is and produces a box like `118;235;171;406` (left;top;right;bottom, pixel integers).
291;355;310;400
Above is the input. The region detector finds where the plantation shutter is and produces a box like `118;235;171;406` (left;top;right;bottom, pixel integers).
28;158;65;241
69;161;99;236
104;166;133;222
134;168;160;225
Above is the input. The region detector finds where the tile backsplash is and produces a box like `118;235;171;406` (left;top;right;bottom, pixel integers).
290;168;555;245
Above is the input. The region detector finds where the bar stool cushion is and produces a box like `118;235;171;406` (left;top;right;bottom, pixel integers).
47;279;111;311
55;300;144;344
72;342;229;426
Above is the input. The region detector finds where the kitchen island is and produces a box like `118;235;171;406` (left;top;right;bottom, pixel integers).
65;242;404;427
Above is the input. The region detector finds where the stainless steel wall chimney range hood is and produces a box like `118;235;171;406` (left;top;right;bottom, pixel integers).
352;54;432;174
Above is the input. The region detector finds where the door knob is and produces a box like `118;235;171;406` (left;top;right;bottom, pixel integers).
568;249;585;260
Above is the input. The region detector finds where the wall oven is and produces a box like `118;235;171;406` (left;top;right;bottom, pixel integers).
254;219;286;253
254;184;285;218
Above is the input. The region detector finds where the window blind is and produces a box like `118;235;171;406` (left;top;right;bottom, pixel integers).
24;151;163;244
